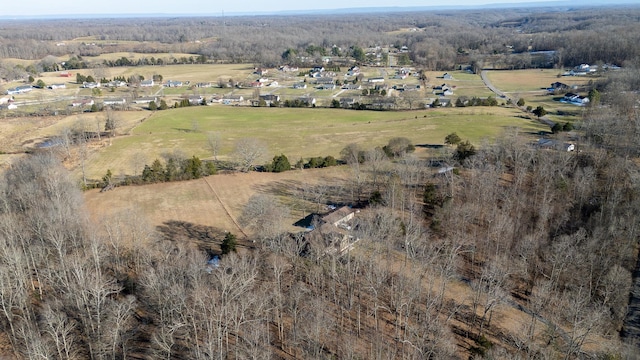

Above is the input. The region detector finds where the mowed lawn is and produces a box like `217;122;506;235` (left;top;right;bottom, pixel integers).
82;105;547;178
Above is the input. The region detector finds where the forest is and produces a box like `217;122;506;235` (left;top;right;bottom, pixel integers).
2;81;640;358
1;5;640;76
1;3;640;360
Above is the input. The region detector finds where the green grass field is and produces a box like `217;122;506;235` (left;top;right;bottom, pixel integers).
82;105;547;178
1;65;598;180
485;69;594;123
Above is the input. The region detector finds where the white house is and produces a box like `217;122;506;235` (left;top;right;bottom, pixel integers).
346;66;360;76
298;96;316;106
133;96;158;104
186;95;204;105
561;93;590;106
103;98;126;106
222;95;244;104
48;84;66;90
140;79;154;87
165;80;183;87
71;98;94;107
7;85;33;95
0;103;18;110
82;82;100;89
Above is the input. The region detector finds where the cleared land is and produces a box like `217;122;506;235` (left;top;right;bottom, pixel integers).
84;166;348;237
80;105;546;179
485;69;595;123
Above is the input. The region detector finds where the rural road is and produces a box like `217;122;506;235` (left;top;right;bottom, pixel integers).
480;70;555;129
480;70;509;102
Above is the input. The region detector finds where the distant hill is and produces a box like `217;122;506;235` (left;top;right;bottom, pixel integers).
1;0;639;20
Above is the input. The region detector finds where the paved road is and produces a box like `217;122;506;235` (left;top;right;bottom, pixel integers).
480;70;555;128
480;70;509;102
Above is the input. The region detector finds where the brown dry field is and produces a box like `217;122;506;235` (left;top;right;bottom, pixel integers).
2;112;147;147
84;166;350;239
486;68;594;95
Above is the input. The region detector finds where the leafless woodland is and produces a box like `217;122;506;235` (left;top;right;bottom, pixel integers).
1;4;640;359
1;6;640;77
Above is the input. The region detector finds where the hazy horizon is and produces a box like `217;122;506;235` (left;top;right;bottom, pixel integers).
4;0;638;19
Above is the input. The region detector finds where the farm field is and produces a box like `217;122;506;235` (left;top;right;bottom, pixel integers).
83;166;349;237
1;66;590;179
0;110;149;150
485;69;594;122
79;105;546;179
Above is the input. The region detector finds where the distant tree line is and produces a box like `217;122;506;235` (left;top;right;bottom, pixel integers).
1;6;639;78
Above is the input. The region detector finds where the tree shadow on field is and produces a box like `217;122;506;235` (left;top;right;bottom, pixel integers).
254;176;354;208
172;128;199;133
416;143;444;149
253;179;304;197
157;220;228;254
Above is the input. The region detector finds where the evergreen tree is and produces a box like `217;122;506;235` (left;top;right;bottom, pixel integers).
533;105;547;118
454;140;476;161
182;156;204;179
588;88;600;106
102;169;113;187
141;165;153;182
205;162;217;175
445;132;461;146
322;156;337;167
221;232;237;255
165;158;178;181
270;154;291;172
151;159;165;182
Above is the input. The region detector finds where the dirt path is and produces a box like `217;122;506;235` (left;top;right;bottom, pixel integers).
202;175;248;238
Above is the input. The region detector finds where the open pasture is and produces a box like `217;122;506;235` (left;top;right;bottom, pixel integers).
80;105;547;179
486;69;594;123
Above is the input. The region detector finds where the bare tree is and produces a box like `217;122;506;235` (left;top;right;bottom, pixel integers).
206;131;222;161
239;194;290;242
233;137;268;172
42;301;78;360
364;147;389;189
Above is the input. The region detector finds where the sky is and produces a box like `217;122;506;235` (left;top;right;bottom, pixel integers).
4;0;562;17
